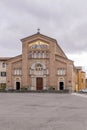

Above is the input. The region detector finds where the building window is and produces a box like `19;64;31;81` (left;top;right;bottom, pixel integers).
2;63;6;68
14;69;21;75
34;52;36;58
29;51;49;59
1;72;6;77
31;44;49;49
30;52;33;58
36;51;38;58
57;68;66;76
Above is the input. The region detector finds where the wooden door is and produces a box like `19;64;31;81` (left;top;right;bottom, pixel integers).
36;78;43;90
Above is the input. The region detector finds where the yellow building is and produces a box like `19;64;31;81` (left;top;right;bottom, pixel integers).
74;67;86;92
85;78;87;88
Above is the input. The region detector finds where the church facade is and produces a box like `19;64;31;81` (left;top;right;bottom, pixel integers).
6;32;75;91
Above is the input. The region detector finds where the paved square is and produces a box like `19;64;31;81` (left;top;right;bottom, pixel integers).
0;93;87;130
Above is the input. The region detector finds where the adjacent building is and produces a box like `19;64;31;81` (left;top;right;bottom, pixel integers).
73;67;86;92
0;58;9;89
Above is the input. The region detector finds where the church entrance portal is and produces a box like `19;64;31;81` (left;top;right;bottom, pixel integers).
36;77;43;90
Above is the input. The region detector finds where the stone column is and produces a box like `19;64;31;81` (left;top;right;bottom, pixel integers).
31;77;36;90
43;77;46;90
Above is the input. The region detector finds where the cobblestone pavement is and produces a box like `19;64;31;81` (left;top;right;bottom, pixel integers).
0;93;87;130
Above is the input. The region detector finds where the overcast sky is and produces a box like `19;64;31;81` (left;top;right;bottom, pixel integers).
0;0;87;70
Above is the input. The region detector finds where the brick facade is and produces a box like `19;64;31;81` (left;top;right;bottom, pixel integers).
5;32;75;91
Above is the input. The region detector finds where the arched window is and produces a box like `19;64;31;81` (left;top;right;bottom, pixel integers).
42;52;44;58
30;52;33;58
33;52;36;58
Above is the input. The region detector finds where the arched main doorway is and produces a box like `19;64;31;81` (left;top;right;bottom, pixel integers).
30;62;47;90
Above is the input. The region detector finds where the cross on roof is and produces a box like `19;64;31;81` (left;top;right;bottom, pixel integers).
37;28;40;33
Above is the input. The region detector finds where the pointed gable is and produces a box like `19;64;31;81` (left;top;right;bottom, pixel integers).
21;32;67;59
21;33;57;43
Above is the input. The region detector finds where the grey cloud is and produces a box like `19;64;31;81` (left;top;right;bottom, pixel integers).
0;0;87;57
60;21;87;54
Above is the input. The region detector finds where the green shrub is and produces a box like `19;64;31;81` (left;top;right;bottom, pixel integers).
21;87;28;91
1;83;6;90
48;86;55;90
